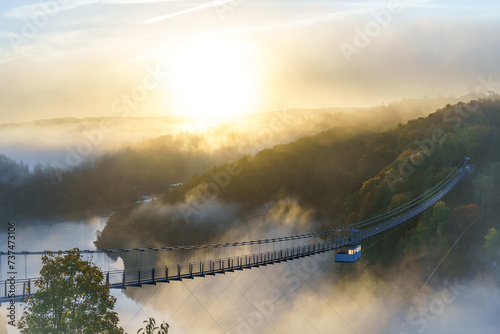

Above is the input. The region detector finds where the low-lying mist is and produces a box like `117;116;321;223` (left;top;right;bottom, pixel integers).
94;167;500;333
117;246;500;333
0;96;475;222
0;96;466;169
0;117;186;168
3;235;499;334
95;183;321;250
0;316;6;334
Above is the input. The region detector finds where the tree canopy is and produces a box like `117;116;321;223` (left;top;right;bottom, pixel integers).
18;248;122;334
483;227;500;258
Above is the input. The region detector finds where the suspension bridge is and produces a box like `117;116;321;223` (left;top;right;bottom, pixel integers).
0;158;472;304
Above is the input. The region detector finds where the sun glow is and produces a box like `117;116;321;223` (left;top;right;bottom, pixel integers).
167;39;261;122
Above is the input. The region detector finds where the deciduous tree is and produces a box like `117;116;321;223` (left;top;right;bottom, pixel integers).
18;248;122;334
483;227;499;258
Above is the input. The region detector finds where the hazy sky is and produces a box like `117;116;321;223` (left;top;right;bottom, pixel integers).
0;0;500;123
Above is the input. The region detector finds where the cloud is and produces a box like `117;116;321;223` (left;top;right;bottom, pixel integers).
107;0;182;3
3;0;182;18
251;15;500;108
143;0;237;23
1;0;500;123
3;0;101;18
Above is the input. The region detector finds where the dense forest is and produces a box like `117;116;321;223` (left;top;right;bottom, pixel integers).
0;142;215;221
95;99;500;277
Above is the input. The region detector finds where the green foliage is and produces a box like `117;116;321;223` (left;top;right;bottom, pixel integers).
473;175;494;214
137;318;169;334
447;204;479;242
430;201;451;232
472;162;500;217
483;228;499;257
397;201;451;258
388;193;410;211
18;248;122;334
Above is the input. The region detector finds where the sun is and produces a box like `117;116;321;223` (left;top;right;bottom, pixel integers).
167;38;261;122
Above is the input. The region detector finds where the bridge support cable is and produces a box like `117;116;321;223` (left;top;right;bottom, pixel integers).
345;159;466;231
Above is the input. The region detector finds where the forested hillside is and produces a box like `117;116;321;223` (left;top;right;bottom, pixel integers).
167;99;500;222
96;99;500;275
0;98;450;221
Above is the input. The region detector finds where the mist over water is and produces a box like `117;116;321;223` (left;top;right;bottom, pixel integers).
108;249;500;333
1;217;500;333
97;193;320;250
100;189;500;334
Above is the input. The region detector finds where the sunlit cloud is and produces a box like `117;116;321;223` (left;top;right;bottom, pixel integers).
0;0;499;124
3;0;101;18
2;0;183;18
106;0;182;3
143;0;234;23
